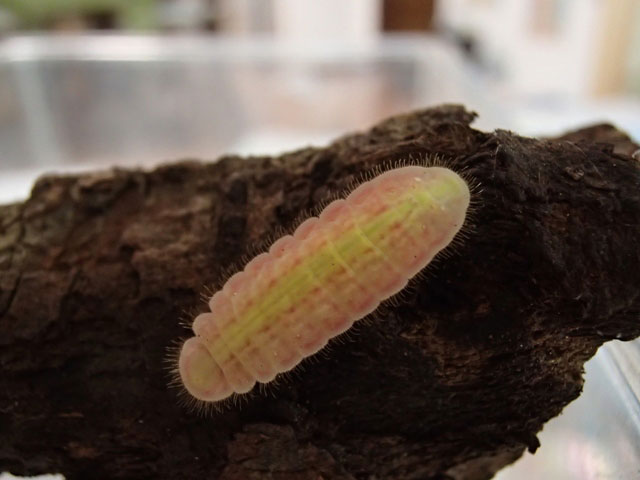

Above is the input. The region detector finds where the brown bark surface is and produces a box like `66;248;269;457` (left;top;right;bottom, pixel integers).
1;105;639;480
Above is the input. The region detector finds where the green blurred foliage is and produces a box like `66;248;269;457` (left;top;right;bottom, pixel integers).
0;0;157;29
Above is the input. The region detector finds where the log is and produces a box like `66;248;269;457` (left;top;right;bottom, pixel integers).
1;105;639;480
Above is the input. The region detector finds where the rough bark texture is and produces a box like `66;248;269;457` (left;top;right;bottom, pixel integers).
1;105;639;480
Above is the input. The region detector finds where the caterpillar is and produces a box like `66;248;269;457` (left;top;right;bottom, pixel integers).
176;165;470;406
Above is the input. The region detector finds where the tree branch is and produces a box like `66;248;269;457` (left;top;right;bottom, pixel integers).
2;105;639;480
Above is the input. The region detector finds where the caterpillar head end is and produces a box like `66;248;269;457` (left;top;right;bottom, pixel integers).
178;337;231;402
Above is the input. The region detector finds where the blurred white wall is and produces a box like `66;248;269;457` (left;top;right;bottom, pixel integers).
435;0;639;99
217;0;381;43
272;0;380;44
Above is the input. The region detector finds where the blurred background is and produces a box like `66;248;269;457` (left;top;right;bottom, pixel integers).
0;1;639;479
0;0;639;204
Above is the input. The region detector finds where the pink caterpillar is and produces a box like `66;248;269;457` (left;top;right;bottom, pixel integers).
177;165;470;406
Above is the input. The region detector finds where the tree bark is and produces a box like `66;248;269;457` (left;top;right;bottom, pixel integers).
1;105;639;480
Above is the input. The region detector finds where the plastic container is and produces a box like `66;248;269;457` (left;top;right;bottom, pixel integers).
0;34;494;203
